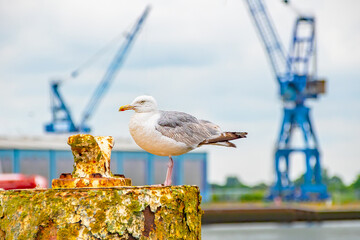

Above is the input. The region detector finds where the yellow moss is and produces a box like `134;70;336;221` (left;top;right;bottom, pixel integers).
57;223;80;240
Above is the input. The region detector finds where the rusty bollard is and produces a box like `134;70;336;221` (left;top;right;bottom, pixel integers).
52;134;132;188
0;134;202;239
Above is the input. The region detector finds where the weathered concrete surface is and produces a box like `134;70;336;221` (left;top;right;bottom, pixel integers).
0;185;202;239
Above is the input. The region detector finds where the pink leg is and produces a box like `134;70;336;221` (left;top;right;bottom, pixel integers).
163;155;174;186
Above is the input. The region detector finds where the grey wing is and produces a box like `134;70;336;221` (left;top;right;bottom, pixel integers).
156;111;215;147
199;119;222;135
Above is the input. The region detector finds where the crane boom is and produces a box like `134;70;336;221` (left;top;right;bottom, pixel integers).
45;6;150;133
79;6;150;131
245;0;288;83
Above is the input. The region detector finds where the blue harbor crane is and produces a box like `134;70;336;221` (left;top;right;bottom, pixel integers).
245;0;329;200
45;6;150;133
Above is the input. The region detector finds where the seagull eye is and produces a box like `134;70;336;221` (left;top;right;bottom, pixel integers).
139;100;146;104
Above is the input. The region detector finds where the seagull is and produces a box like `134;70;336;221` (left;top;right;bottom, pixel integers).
119;95;247;186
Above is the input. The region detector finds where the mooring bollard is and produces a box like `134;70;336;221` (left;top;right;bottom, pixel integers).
0;134;202;239
52;135;132;188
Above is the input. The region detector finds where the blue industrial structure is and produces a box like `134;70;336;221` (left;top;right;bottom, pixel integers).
0;146;209;201
45;6;150;133
245;0;329;200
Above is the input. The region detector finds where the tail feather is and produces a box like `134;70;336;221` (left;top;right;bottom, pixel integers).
199;131;247;148
205;141;237;148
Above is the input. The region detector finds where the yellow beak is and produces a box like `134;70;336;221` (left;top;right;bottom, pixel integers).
119;104;135;111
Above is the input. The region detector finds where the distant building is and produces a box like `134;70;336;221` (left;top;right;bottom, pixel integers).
0;135;209;201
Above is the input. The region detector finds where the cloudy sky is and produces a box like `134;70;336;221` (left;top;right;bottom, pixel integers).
0;0;359;185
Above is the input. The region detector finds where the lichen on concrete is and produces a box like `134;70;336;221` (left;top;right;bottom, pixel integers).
0;185;202;239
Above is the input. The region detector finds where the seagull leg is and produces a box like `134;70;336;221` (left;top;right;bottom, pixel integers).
163;155;174;186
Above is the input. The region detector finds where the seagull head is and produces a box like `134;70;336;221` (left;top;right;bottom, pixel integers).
119;95;158;113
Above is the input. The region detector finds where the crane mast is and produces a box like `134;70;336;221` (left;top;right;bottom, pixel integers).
245;0;328;201
45;6;150;133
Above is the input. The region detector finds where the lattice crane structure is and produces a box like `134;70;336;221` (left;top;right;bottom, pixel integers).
245;0;329;200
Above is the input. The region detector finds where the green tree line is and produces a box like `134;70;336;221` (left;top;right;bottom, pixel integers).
211;172;360;203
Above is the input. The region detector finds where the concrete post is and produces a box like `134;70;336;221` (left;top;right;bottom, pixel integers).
0;134;202;239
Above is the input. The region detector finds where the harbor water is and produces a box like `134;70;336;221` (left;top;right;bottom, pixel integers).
202;220;360;240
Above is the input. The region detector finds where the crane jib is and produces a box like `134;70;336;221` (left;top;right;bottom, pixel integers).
45;6;151;133
79;6;151;131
